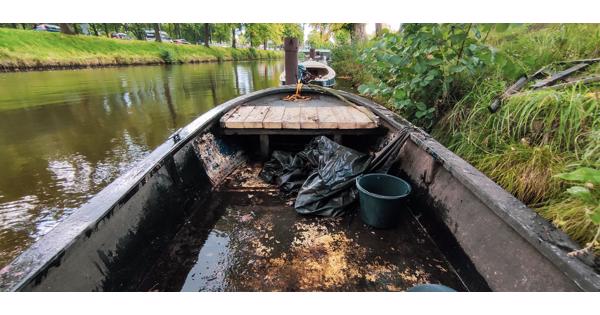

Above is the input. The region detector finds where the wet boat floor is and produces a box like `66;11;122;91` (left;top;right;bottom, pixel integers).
138;163;467;291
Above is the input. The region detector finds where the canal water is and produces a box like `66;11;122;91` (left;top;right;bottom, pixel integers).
0;60;284;267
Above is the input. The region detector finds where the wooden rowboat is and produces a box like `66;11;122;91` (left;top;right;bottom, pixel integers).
1;86;598;292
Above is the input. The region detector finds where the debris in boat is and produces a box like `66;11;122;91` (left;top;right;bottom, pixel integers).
240;214;253;223
194;132;245;186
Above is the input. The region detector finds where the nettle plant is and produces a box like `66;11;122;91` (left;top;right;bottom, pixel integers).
556;167;600;254
358;24;515;128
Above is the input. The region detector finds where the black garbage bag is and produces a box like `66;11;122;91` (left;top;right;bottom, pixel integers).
294;137;371;216
260;128;411;216
259;147;319;192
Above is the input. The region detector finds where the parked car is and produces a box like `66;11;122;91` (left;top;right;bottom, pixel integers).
173;39;191;45
110;32;131;40
33;24;61;32
144;30;172;43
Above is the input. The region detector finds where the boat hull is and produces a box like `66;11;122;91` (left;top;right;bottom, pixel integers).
1;86;598;291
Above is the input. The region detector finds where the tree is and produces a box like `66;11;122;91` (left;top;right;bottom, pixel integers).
174;23;181;39
281;24;303;42
59;24;76;35
90;23;99;36
211;24;232;44
154;23;162;42
232;25;237;48
204;23;210;47
307;30;332;49
103;23;110;37
375;23;383;36
334;29;351;46
351;23;367;43
244;23;278;49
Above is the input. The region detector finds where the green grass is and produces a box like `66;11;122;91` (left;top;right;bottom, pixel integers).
0;28;282;70
431;24;600;249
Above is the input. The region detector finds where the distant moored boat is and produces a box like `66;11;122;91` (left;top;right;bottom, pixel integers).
280;60;336;87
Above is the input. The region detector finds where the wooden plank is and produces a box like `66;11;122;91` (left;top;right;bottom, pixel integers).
532;63;589;89
262;106;285;129
347;107;377;128
316;106;338;129
219;106;237;127
329;106;356;129
282;104;301;129
243;106;270;128
299;104;319;129
223;105;255;128
222;128;383;136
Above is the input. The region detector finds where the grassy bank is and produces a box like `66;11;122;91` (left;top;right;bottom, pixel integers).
332;24;600;253
0;28;282;71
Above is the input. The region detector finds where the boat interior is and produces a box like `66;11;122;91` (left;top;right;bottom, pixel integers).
305;66;329;78
130;91;491;291
135;127;482;291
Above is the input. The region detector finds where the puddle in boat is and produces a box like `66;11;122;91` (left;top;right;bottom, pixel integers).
181;230;230;292
138;164;467;292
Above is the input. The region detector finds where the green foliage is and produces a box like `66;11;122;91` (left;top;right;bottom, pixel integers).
158;50;174;64
244;23;279;47
307;30;333;49
281;24;303;41
357;24;514;127
543;166;600;251
557;167;600;185
334;29;351;46
211;24;233;43
331;44;371;86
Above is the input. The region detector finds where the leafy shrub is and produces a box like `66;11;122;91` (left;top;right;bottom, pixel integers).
331;44;371;86
539;167;600;253
159;49;174;64
357;24;516;128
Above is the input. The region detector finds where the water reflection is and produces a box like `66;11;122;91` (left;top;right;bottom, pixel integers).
0;60;284;267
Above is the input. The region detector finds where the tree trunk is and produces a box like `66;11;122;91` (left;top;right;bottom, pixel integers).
154;23;162;42
231;27;236;48
204;23;210;47
90;23;99;36
351;23;367;43
72;24;79;35
375;23;383;36
263;39;267;50
21;23;27;29
175;23;181;39
59;23;76;35
103;23;110;37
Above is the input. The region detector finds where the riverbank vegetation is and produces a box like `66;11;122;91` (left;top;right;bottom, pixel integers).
331;24;600;254
0;24;303;71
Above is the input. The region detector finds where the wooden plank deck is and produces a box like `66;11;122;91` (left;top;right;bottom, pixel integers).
220;94;378;132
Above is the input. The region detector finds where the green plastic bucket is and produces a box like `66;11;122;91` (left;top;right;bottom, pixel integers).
356;173;412;228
